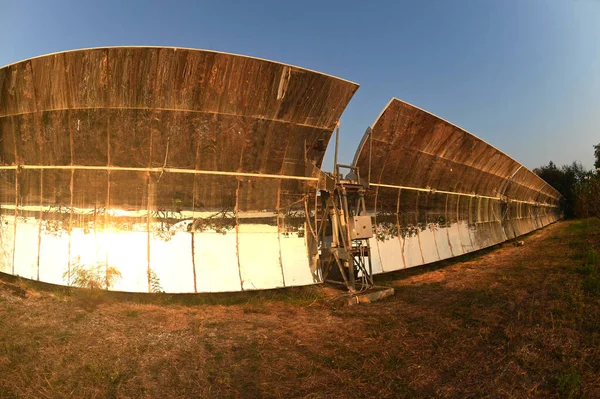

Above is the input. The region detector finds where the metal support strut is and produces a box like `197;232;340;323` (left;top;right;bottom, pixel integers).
318;162;374;292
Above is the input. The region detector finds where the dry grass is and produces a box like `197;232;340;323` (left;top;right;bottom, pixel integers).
1;219;599;398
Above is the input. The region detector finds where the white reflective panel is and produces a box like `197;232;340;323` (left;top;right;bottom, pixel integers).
13;218;37;280
70;229;104;277
471;224;488;249
0;214;13;273
238;221;283;290
373;187;402;273
376;237;403;272
447;224;465;257
150;231;195;293
418;228;439;264
521;219;537;236
107;230;148;293
367;237;384;274
472;222;501;249
278;198;318;286
493;221;509;245
401;234;423;268
458;222;476;253
432;226;453;260
39;227;69;285
467;226;480;252
193;230;241;292
279;230;314;287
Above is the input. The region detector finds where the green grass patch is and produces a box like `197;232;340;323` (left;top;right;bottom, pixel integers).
568;219;595;235
576;249;599;274
575;249;600;297
555;368;581;399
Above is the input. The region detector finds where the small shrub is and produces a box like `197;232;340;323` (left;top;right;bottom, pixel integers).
63;256;122;290
148;269;163;293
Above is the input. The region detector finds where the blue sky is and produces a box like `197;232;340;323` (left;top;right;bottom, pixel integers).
1;0;599;171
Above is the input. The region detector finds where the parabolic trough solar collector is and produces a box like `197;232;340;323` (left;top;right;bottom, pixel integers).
0;47;562;293
0;47;359;292
353;99;562;274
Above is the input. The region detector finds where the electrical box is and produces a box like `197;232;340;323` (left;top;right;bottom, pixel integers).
348;216;373;240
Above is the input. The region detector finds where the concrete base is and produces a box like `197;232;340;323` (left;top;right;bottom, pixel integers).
343;286;395;306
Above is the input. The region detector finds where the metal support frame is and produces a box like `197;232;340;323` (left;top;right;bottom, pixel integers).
319;177;374;292
318;123;374;292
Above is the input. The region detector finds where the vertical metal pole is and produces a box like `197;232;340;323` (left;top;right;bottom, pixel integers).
341;189;355;290
359;191;366;214
333;122;340;179
330;195;339;248
367;245;373;286
342;190;353;249
314;193;318;244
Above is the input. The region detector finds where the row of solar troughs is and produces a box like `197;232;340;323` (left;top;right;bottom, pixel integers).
0;167;560;292
353;98;562;274
0;47;563;292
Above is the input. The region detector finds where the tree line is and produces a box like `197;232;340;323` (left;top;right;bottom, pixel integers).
534;143;600;219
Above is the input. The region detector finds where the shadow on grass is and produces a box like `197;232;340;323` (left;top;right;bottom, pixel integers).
0;271;325;308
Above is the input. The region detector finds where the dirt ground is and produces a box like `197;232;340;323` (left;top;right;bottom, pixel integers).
1;219;599;398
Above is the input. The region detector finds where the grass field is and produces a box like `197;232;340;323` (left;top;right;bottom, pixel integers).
1;219;599;398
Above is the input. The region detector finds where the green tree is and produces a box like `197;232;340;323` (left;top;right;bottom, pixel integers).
534;161;587;218
537;144;600;219
574;175;600;218
573;142;600;218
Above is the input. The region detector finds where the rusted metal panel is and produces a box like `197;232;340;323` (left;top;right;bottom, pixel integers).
354;98;562;273
0;47;358;293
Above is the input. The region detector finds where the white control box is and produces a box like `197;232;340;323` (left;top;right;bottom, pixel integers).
348;216;373;240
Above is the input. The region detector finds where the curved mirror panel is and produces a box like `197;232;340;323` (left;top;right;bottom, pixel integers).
0;47;358;292
353;99;562;273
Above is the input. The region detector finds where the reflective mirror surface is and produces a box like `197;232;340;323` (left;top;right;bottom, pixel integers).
0;47;359;292
353;99;562;274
